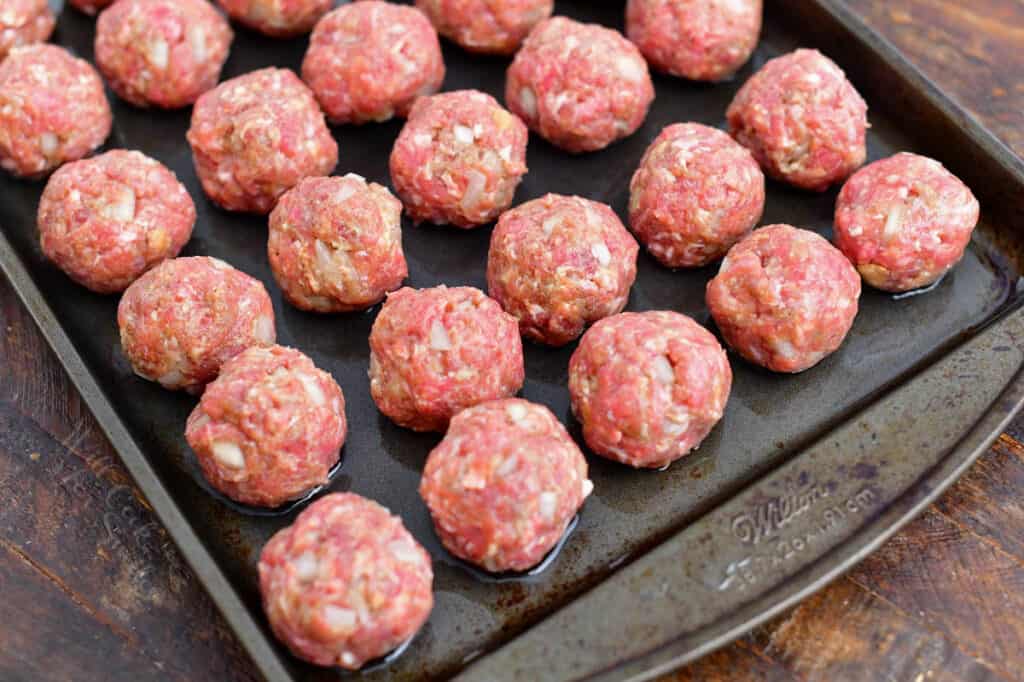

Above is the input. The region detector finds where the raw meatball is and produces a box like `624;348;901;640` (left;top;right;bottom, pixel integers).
629;122;765;268
0;45;112;178
390;90;528;228
118;256;276;392
569;311;731;469
834;152;980;292
216;0;331;38
487;194;638;346
369;285;525;432
37;150;195;294
415;0;552;55
186;345;346;507
68;0;115;15
259;493;433;670
625;0;762;82
0;0;55;62
95;0;233;109
268;173;407;313
726;48;867;191
420;398;592;572
505;16;654;153
706;224;861;373
186;67;338;214
302;1;445;125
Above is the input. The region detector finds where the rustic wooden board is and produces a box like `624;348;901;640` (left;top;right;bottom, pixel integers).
1;1;1022;680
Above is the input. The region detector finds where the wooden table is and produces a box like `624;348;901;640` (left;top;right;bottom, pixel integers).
2;1;1023;680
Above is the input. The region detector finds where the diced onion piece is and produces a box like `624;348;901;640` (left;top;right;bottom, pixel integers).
883;203;905;241
460;169;486;211
254;315;275;344
101;188;136;222
429;320;452;350
334;181;357;203
39;132;58;156
538;491;558;520
519;87;537;119
496;455;518;476
590;241;612;266
453;124;474;145
388;539;421;564
322;606;357;633
297;373;326;406
156;368;184;387
651;355;674;384
505;402;528;423
615;55;646;82
211;441;245;469
147;39;169;70
343;172;366;184
188;25;207;64
581;479;594;499
542;215;559;237
292;552;318;581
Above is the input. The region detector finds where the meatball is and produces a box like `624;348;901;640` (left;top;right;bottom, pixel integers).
186;67;338;214
726;49;867;191
706;224;861;373
505;16;654;153
629;122;765;268
0;0;55;62
420;398;592;572
95;0;233;109
118;256;276;392
369;286;525;432
186;345;346;507
259;493;433;670
268;173;407;313
390;90;528;228
216;0;331;38
0;45;112;178
487;194;639;346
569;311;731;469
302;1;445;125
37;150;195;294
69;0;114;15
625;0;762;82
415;0;552;55
834;152;980;292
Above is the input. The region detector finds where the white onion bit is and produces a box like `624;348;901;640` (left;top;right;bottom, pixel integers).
39;132;58;156
651;355;675;384
615;55;646;82
147;39;169;70
519;87;537;119
429;320;453;351
453;124;474;145
388;539;421;564
188;26;207;64
539;492;558;520
582;479;594;499
322;606;357;632
460;169;486;211
254;315;275;343
334;182;358;203
883;203;905;241
505;402;528;423
211;441;245;469
292;552;318;581
297;373;326;406
590;242;612;266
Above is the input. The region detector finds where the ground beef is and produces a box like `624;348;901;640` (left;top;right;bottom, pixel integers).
37;150;195;294
833;152;980;292
706;224;861;373
0;0;55;62
302;1;445;125
626;0;762;82
390;89;528;228
0;44;112;178
569;311;731;469
369;285;525;432
268;173;407;312
186;67;338;214
505;16;654;153
216;0;332;38
629;122;765;268
415;0;552;55
487;194;638;346
95;0;233;109
420;398;591;572
186;345;346;507
259;493;433;669
118;256;276;392
726;48;867;191
68;0;114;15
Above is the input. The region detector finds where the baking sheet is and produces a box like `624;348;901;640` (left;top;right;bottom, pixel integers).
1;1;1022;680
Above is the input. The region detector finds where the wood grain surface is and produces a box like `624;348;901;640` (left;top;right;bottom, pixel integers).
1;1;1022;681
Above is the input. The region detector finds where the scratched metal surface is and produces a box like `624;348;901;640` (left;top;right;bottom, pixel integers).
2;1;1024;680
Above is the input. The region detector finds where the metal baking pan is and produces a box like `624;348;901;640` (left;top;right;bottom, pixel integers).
3;1;1024;680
